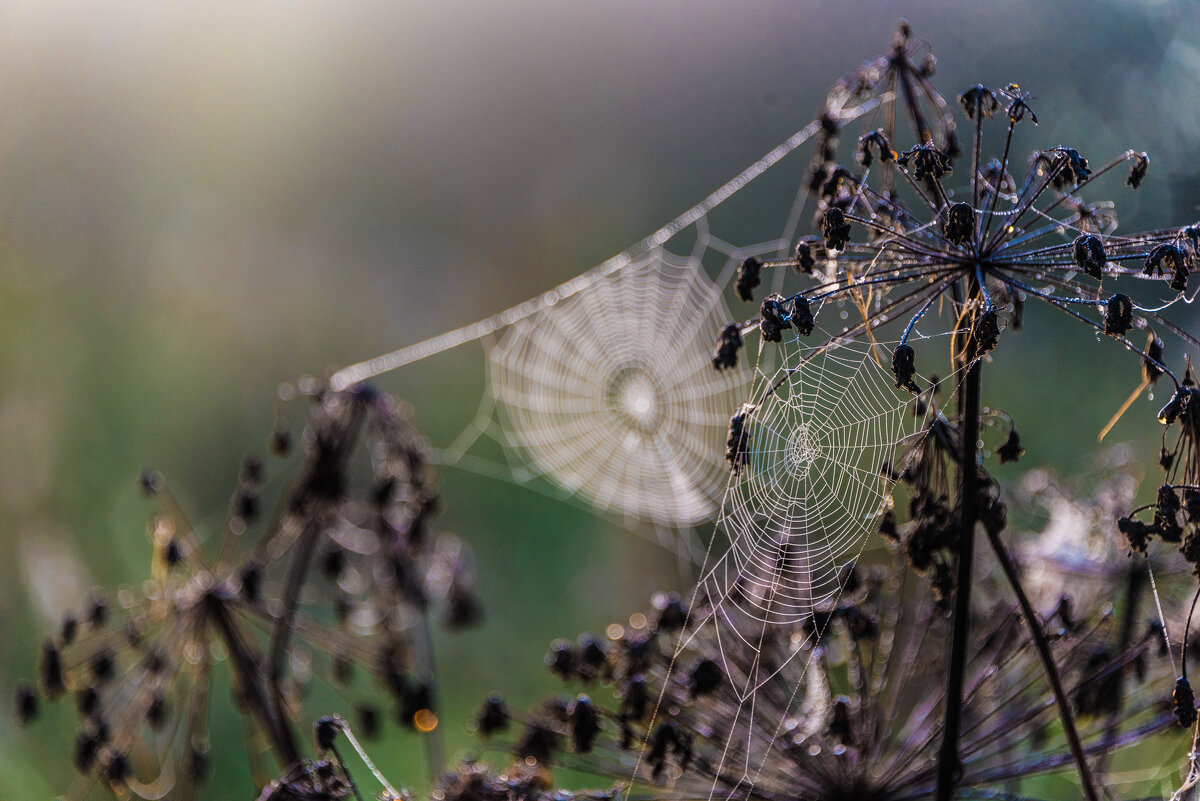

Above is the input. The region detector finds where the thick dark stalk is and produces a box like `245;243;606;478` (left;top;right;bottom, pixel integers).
267;398;365;737
882;70;898;197
984;525;1102;801
971;113;983;212
896;58;932;144
210;596;301;766
934;339;981;801
269;519;321;757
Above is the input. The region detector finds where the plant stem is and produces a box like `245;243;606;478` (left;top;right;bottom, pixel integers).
269;519;321;760
210;595;300;766
984;524;1102;801
934;345;981;801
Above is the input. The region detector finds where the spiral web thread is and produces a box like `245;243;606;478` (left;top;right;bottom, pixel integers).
619;322;962;801
329;100;879;548
621;323;968;801
426;238;754;558
486;247;745;530
706;327;931;628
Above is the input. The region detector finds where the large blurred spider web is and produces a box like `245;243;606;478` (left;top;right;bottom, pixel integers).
331;100;881;560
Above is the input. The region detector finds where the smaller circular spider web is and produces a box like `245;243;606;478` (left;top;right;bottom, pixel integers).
488;250;749;527
329;100;885;541
710;329;926;626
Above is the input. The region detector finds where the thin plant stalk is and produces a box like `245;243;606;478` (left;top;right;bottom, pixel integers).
213;595;301;767
984;524;1101;801
417;614;446;781
269;520;321;766
936;279;1101;801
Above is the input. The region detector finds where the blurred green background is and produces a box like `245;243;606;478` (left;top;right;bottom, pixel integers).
3;1;1200;798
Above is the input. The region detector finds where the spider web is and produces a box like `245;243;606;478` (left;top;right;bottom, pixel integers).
629;325;968;801
706;326;931;627
331;100;879;552
487;248;743;527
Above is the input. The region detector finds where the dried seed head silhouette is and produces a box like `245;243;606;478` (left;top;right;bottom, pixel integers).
492;558;1179;801
432;760;616;801
706;23;1200;801
17;383;479;800
20;17;1200;801
257;715;403;801
721;85;1196;405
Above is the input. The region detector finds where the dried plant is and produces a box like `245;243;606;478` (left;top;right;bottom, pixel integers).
15;19;1200;801
712;20;1200;801
257;715;404;801
431;760;616;801
485;558;1177;800
16;383;480;800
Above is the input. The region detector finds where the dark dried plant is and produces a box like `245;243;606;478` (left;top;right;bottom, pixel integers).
257;715;404;801
1014;446;1178;613
481;558;1176;801
1012;447;1200;776
713;21;1200;801
430;760;617;801
15;19;1200;801
15;383;480;800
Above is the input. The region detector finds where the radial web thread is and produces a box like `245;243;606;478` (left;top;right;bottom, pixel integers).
640;324;954;801
706;329;928;628
488;249;747;526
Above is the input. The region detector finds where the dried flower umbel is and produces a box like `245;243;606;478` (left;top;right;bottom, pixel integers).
16;382;480;800
712;22;1200;801
1016;447;1162;610
431;760;616;801
491;560;1177;801
1011;447;1200;774
257;714;408;801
